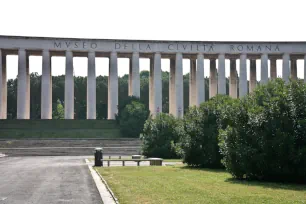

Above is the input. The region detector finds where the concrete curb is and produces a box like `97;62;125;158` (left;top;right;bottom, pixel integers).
85;159;118;204
94;168;120;204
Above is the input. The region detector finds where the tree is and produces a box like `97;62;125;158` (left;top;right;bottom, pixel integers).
118;101;149;138
6;71;232;120
53;99;64;119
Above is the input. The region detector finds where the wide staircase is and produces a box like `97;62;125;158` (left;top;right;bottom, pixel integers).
0;120;141;156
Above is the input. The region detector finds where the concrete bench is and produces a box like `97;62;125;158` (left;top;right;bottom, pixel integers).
101;158;163;167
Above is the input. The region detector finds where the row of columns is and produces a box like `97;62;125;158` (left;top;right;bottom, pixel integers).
0;50;305;119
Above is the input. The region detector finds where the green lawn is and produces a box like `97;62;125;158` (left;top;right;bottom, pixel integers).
95;165;306;204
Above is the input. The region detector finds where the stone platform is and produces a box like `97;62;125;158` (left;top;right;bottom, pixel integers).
0;138;141;156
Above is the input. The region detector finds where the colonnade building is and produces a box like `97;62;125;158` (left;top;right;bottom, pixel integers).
0;36;305;119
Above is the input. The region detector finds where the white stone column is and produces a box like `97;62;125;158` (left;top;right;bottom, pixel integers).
170;53;183;118
229;59;237;98
41;50;52;119
189;59;196;106
270;59;277;79
169;58;175;114
65;51;74;119
196;53;205;105
149;53;162;116
282;53;290;83
108;52;118;120
304;55;306;83
218;54;226;94
26;54;30;118
209;59;217;98
291;59;297;80
249;59;257;93
87;51;96;119
129;52;140;97
149;58;154;113
0;51;7;119
239;54;247;97
17;49;30;119
261;54;268;85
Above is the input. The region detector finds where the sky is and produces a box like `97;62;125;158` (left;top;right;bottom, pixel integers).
1;0;306;80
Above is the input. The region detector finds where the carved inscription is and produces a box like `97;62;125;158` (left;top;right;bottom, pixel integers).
53;41;281;53
54;41;98;49
115;43;152;51
229;44;280;52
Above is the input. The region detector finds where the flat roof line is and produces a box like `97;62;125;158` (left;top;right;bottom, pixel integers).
0;35;305;44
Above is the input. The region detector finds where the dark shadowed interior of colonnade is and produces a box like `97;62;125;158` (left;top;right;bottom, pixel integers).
4;55;305;119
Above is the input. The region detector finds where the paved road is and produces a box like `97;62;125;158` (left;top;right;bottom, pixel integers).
0;156;102;204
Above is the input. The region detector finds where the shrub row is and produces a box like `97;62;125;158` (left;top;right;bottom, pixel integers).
219;79;306;183
141;79;306;183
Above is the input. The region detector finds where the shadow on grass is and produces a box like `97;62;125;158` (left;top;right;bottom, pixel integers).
179;165;227;174
225;177;306;191
179;166;306;191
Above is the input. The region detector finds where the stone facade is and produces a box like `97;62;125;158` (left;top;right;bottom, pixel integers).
0;35;305;119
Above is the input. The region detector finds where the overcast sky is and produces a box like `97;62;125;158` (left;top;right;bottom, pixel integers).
1;0;306;80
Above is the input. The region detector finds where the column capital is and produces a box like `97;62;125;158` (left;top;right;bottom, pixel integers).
65;50;73;58
261;53;268;60
110;52;117;58
42;50;50;56
88;51;95;58
240;53;247;59
154;52;161;58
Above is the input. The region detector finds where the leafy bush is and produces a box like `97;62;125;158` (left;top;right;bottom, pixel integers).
116;96;142;123
141;113;180;158
175;95;235;168
219;79;306;183
117;100;149;138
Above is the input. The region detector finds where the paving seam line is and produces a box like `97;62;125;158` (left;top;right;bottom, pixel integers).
85;159;118;204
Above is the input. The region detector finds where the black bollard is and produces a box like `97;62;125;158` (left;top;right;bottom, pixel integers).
94;148;103;167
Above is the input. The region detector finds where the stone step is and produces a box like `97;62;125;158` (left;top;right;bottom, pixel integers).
0;147;141;156
0;138;142;156
0;139;141;148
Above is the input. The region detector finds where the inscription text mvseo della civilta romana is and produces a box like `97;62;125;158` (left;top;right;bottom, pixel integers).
53;41;281;53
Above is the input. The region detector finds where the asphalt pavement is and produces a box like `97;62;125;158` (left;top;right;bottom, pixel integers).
0;156;102;204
